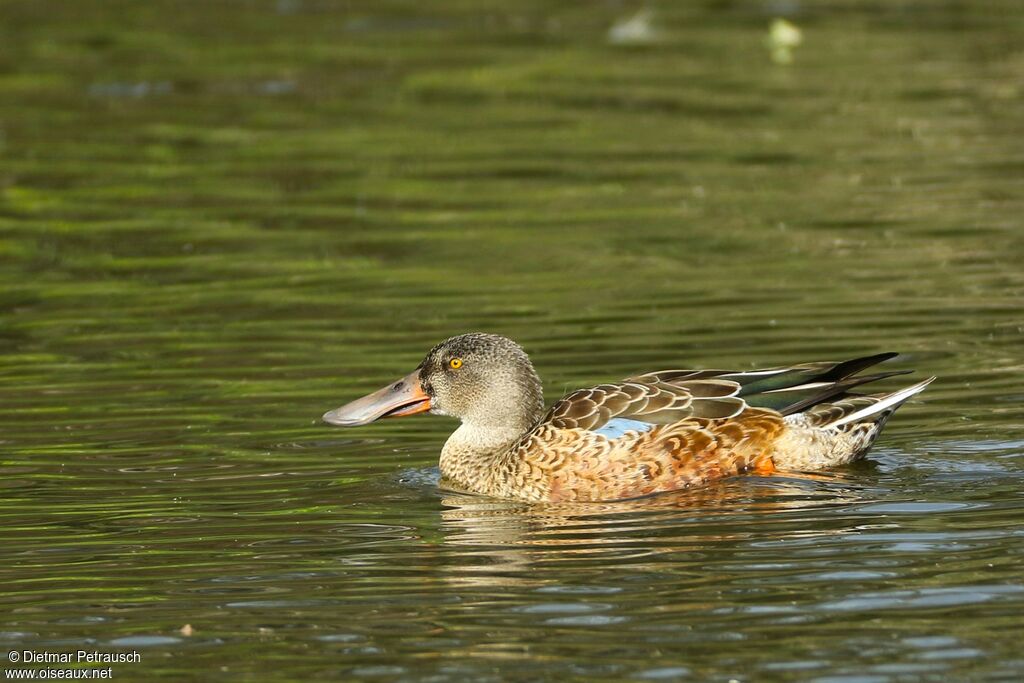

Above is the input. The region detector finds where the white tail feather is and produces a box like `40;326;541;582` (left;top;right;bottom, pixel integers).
827;377;935;429
763;381;831;394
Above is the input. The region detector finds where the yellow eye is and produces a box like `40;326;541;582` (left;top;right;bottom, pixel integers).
449;358;463;370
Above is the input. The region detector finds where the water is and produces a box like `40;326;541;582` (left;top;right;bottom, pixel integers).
2;1;1023;680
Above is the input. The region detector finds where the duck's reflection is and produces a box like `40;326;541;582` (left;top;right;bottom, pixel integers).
436;472;873;587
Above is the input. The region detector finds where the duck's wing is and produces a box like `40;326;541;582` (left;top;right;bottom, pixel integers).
539;379;746;439
538;353;907;436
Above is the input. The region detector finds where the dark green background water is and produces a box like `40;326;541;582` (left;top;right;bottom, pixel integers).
2;1;1023;680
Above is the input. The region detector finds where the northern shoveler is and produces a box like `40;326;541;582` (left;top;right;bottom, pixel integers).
322;333;933;503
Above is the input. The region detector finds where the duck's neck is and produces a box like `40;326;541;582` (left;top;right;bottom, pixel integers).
439;404;543;492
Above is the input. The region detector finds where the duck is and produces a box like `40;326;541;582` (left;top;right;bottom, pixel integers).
322;333;933;503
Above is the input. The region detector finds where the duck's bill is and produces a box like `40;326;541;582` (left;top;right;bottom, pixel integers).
322;370;431;427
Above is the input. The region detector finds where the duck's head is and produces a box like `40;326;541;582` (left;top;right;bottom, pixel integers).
322;333;545;432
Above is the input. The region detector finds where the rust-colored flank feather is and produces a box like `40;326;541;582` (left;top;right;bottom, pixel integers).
323;333;934;503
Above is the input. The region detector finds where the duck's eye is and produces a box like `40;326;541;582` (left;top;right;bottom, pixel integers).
449;358;463;370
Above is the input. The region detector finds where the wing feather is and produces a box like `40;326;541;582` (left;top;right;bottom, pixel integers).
537;379;746;436
534;353;905;439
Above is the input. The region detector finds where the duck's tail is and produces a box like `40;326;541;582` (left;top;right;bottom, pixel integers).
771;376;935;471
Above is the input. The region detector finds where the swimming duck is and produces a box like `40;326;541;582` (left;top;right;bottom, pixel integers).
322;333;933;503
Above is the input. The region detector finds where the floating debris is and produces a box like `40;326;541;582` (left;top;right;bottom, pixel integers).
255;79;297;96
88;81;173;99
608;10;659;46
768;18;802;64
179;624;194;637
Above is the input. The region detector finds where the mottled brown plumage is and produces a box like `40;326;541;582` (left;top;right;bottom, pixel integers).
323;334;934;503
